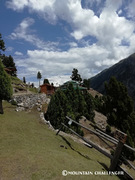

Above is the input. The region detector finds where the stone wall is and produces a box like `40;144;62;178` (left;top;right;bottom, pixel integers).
12;93;50;112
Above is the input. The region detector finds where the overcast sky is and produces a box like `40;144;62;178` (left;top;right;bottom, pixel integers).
1;0;135;86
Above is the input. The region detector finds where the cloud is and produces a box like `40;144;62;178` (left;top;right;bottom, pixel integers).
6;46;14;52
9;17;59;50
15;41;132;87
6;0;29;11
105;0;122;11
7;1;135;46
126;0;135;20
7;0;135;85
69;42;78;48
14;51;23;56
6;0;57;23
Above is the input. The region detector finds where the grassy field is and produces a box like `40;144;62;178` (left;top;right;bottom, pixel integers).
0;102;125;180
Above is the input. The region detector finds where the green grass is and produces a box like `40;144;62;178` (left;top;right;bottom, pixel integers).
28;87;38;93
10;76;38;93
10;76;23;84
0;102;121;180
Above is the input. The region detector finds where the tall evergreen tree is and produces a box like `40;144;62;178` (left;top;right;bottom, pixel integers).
46;89;68;128
37;71;42;87
105;77;133;128
2;55;15;67
84;91;95;120
0;33;6;54
0;59;12;114
31;83;34;88
46;83;94;133
2;55;17;76
83;79;90;90
23;77;26;84
104;77;135;160
70;68;82;83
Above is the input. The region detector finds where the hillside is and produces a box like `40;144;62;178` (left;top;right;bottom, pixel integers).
90;53;135;104
0;101;121;180
10;76;38;94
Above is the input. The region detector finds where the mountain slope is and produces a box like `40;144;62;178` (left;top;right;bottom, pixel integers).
90;53;135;103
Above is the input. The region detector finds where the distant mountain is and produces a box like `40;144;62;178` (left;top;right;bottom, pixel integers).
90;53;135;104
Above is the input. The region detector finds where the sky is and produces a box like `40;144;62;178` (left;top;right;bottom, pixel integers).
0;0;135;86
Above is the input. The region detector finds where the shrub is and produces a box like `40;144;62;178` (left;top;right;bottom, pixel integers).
45;83;95;135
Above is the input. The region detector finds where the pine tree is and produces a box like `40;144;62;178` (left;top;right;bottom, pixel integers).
37;71;42;87
0;59;12;114
45;83;94;133
23;77;26;84
70;68;82;83
84;91;95;120
105;77;133;128
31;83;34;88
104;77;135;160
83;79;90;90
45;90;68;128
2;55;17;76
0;33;6;54
2;55;15;67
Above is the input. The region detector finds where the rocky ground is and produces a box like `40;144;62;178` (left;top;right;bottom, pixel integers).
11;93;50;112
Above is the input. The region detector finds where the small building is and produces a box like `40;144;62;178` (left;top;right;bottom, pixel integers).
40;83;56;95
4;67;17;76
60;80;87;91
4;67;12;75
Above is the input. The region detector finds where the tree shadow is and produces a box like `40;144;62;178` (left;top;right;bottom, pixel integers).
98;161;125;180
60;135;91;160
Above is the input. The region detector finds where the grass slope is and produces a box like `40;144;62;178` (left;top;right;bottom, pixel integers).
0;102;120;180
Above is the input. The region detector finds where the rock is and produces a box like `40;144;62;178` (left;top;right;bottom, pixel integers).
40;112;47;124
35;103;39;106
40;112;44;120
15;108;19;112
17;102;24;107
37;107;41;112
24;103;29;108
12;94;50;112
38;99;41;103
16;107;25;111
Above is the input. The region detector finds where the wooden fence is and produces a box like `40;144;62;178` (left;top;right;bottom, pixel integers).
56;116;135;180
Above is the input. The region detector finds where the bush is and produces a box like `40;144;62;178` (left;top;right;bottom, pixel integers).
45;84;95;135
